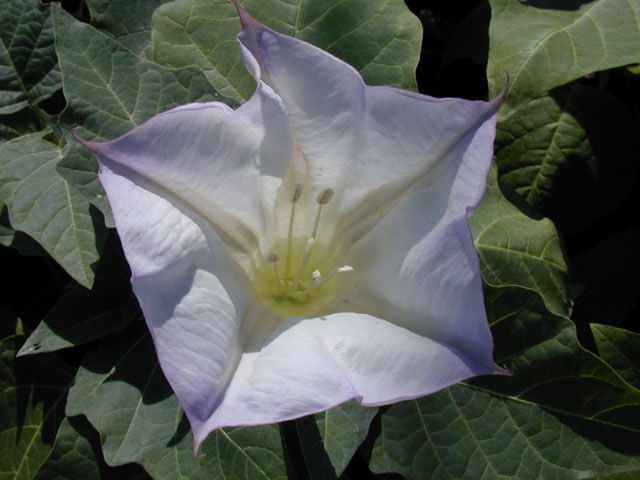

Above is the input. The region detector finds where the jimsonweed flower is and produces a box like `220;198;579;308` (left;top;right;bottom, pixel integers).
74;4;506;453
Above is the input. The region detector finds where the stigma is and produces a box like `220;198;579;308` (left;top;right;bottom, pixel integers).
252;185;353;319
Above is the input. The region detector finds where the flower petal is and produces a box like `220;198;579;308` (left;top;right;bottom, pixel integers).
343;107;502;367
192;312;497;451
98;162;256;443
236;6;503;245
77;83;293;254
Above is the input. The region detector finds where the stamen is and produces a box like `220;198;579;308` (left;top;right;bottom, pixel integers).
293;237;315;284
286;183;304;276
311;188;334;239
267;252;284;292
302;270;322;295
316;265;354;287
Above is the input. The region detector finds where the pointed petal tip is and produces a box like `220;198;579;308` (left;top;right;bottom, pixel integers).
495;364;513;376
231;0;261;32
491;71;509;105
71;127;101;153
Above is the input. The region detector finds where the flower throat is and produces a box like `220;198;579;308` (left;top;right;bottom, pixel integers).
253;184;353;319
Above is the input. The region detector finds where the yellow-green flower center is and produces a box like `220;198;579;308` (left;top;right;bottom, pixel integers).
251;185;352;319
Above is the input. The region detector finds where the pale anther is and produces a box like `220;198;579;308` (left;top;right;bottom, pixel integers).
311;188;335;239
302;270;322;295
267;252;284;291
292;183;304;203
266;252;280;263
316;188;334;205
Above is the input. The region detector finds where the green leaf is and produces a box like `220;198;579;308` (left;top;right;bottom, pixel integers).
571;230;640;327
19;232;137;355
295;401;377;479
86;0;171;57
0;133;107;288
493;83;638;233
368;286;640;479
0;335;74;480
591;324;640;390
487;0;640;110
34;416;151;480
586;469;640;480
471;166;569;317
152;0;422;102
486;0;640;229
0;207;47;256
52;3;228;226
0;0;61;114
66;322;287;480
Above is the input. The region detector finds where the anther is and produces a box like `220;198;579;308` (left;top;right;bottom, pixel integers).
311;188;334;239
316;188;334;205
286;183;304;275
293;237;315;284
292;183;304;203
302;270;322;295
267;252;284;291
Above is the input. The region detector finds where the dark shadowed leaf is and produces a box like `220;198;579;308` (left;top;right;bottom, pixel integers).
0;333;74;480
493;84;638;233
591;324;640;391
0;133;107;288
0;0;61;114
19;232;137;355
571;230;640;327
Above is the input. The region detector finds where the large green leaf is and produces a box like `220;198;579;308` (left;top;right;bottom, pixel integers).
0;334;74;480
152;0;422;102
493;83;637;233
33;417;151;480
18;232;137;355
591;324;640;391
368;286;640;479
66;322;287;480
487;0;640;111
0;0;61;114
295;401;377;479
471;166;569;317
52;3;228;226
86;0;171;57
486;0;640;230
0;133;106;288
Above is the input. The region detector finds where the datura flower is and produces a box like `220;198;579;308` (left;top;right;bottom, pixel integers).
74;5;505;453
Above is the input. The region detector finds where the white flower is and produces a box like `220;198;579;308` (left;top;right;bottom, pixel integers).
74;5;505;453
